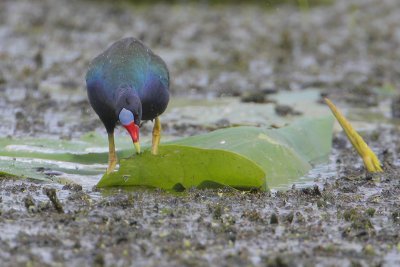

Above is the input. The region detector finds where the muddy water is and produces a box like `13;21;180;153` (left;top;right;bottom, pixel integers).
1;0;400;266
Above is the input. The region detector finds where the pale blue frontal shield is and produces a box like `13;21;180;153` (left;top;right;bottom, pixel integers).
119;108;134;126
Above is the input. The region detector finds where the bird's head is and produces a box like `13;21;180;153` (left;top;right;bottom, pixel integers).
117;89;142;153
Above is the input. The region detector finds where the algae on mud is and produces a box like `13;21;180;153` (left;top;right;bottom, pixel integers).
97;116;334;190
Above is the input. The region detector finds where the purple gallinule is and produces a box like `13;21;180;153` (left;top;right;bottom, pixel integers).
86;38;169;173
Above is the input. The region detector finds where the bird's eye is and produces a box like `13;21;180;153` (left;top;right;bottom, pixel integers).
119;108;134;126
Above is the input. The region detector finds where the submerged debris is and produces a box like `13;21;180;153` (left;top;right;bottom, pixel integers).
241;91;273;104
274;104;302;116
391;96;400;119
43;187;64;213
270;213;279;224
23;195;35;212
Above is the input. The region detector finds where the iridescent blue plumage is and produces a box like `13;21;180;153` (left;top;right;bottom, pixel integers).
86;37;169;133
86;37;169;173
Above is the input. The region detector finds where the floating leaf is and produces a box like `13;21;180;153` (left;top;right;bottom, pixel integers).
98;116;334;190
97;145;266;190
165;89;329;128
0;134;130;184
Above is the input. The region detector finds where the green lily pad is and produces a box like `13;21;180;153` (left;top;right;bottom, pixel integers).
97;145;266;190
97;115;334;190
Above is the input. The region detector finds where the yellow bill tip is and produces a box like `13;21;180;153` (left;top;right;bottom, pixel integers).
134;142;141;154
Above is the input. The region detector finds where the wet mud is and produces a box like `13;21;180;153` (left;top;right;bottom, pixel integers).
1;0;400;266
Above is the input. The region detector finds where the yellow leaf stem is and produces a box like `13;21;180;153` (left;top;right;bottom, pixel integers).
324;98;383;172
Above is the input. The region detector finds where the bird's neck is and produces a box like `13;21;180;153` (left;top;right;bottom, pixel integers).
115;85;142;119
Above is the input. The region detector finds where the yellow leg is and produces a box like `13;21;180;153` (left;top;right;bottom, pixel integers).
151;117;161;155
107;132;118;174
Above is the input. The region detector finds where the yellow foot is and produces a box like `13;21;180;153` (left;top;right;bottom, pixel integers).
325;98;383;172
134;142;141;154
106;156;118;174
151;117;161;155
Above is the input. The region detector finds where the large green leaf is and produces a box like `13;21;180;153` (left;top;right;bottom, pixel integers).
172;116;333;187
97;116;333;190
97;145;266;190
